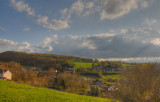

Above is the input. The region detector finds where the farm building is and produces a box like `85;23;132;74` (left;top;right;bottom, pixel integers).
0;69;12;80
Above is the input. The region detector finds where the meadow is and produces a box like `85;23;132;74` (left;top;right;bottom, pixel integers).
0;80;117;102
103;73;121;80
70;60;95;70
121;63;138;68
102;73;121;85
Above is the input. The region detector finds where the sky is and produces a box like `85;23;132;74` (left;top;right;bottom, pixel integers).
1;0;160;62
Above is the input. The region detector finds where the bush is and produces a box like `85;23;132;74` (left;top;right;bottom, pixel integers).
113;64;160;102
53;72;87;94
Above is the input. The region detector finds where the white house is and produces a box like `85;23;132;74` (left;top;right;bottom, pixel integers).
108;85;117;92
0;69;12;80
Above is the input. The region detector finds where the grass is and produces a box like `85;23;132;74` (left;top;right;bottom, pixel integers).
121;63;138;68
0;80;117;102
73;62;93;69
70;60;96;70
103;74;121;80
70;59;99;70
102;73;121;85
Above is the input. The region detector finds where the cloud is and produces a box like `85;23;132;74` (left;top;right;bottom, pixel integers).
140;0;149;8
44;28;160;58
143;18;157;26
2;28;160;60
37;16;69;30
98;57;160;63
61;0;84;20
35;44;53;52
10;0;69;31
35;34;58;52
80;40;97;50
43;37;52;45
10;0;35;16
24;27;30;31
100;0;151;20
0;38;17;49
0;38;33;53
61;0;152;20
151;38;160;46
101;0;138;20
61;0;99;20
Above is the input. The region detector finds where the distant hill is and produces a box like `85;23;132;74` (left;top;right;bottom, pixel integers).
0;80;116;102
0;51;95;70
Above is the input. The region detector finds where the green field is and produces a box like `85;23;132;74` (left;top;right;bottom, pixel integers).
102;73;121;85
103;73;121;80
73;62;93;69
0;80;117;102
70;60;95;69
122;63;138;68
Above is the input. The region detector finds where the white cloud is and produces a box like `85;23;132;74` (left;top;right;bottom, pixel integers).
143;18;157;26
140;1;149;8
0;38;17;49
90;33;116;38
0;38;33;53
44;28;160;58
151;38;160;46
35;34;58;52
61;0;152;20
24;27;30;31
98;57;160;63
61;0;84;20
17;42;30;51
61;0;99;20
2;27;160;60
121;29;128;34
10;0;70;31
80;40;96;50
35;44;53;52
71;0;84;15
43;37;52;45
52;34;58;39
10;0;35;16
37;16;69;30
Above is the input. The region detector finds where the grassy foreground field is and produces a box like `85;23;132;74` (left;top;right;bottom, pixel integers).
0;80;117;102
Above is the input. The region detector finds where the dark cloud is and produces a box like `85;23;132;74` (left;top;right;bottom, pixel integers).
50;28;160;58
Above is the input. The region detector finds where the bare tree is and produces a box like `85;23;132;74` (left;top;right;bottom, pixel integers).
113;64;160;102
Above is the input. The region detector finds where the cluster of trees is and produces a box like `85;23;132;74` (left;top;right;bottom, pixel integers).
97;61;122;68
0;51;128;72
0;51;74;71
0;62;56;87
0;51;98;71
113;64;160;102
0;62;88;94
79;72;103;78
0;61;107;96
53;72;87;94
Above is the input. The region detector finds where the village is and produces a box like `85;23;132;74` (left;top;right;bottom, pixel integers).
0;61;126;96
0;51;159;101
0;51;141;98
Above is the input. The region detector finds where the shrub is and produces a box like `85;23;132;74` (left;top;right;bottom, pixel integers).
113;64;160;102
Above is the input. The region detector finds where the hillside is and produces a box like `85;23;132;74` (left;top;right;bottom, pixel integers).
0;51;95;70
0;80;117;102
